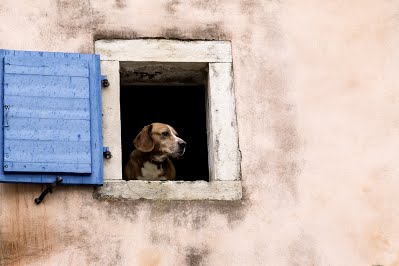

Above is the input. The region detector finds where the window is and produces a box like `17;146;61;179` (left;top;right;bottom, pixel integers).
95;39;242;200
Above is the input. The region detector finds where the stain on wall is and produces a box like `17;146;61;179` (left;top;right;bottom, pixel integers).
239;0;259;15
56;0;104;36
191;0;221;13
93;30;139;42
185;247;210;266
0;185;52;264
159;23;229;41
0;185;129;265
114;0;127;8
164;0;180;14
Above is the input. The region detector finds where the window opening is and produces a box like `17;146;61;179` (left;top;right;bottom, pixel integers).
119;62;209;181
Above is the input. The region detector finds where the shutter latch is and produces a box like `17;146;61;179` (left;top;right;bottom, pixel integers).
34;176;63;205
103;147;112;159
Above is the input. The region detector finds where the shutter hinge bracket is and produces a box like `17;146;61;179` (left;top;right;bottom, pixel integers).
103;147;112;159
101;75;109;87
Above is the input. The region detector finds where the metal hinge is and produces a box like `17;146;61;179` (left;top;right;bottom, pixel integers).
103;147;112;159
101;75;109;87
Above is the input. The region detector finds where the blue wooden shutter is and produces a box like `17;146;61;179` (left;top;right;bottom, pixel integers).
0;50;103;185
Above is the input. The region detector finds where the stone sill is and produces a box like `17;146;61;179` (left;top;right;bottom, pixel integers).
94;180;242;201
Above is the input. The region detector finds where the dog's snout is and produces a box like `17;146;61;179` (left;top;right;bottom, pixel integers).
179;141;187;149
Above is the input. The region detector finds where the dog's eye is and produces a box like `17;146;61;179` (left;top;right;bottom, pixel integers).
162;131;170;137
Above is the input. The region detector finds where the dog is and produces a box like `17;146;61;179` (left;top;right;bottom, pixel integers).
124;123;186;181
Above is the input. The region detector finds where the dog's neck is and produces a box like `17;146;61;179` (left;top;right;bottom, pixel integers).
136;150;168;169
151;154;168;162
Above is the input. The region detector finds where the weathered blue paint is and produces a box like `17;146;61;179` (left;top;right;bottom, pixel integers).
4;57;89;77
0;49;104;185
5;118;91;141
85;53;103;185
4;75;90;98
4;54;92;174
5;96;90;120
4;140;91;163
5;162;92;173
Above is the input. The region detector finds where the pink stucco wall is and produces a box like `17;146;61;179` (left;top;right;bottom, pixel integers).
1;0;399;265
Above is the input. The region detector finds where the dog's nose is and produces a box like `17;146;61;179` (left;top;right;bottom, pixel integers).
179;141;187;149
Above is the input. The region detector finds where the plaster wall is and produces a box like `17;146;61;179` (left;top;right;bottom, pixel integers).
1;0;399;265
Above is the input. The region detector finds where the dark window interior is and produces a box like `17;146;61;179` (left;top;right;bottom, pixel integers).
120;85;209;181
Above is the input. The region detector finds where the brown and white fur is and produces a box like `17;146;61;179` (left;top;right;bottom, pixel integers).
124;123;186;181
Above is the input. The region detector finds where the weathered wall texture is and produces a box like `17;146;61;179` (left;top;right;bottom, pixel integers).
1;0;399;265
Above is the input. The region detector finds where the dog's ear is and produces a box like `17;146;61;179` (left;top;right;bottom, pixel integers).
134;124;154;152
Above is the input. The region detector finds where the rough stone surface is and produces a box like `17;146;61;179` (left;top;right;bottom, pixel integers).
208;63;241;181
95;39;232;62
101;60;123;180
95;180;242;200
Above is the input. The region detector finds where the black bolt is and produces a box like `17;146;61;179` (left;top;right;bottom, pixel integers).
104;150;112;159
102;79;110;87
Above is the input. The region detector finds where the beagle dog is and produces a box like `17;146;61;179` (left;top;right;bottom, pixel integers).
124;123;186;181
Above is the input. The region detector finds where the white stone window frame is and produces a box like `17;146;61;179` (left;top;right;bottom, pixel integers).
95;39;242;200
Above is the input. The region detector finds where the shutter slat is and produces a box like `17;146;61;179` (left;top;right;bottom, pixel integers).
4;74;89;98
4;57;89;77
5;118;90;142
5;97;90;120
5;140;91;164
7;109;90;120
4;162;91;173
5;95;89;109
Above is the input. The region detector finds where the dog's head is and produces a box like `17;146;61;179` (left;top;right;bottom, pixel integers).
133;123;186;160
